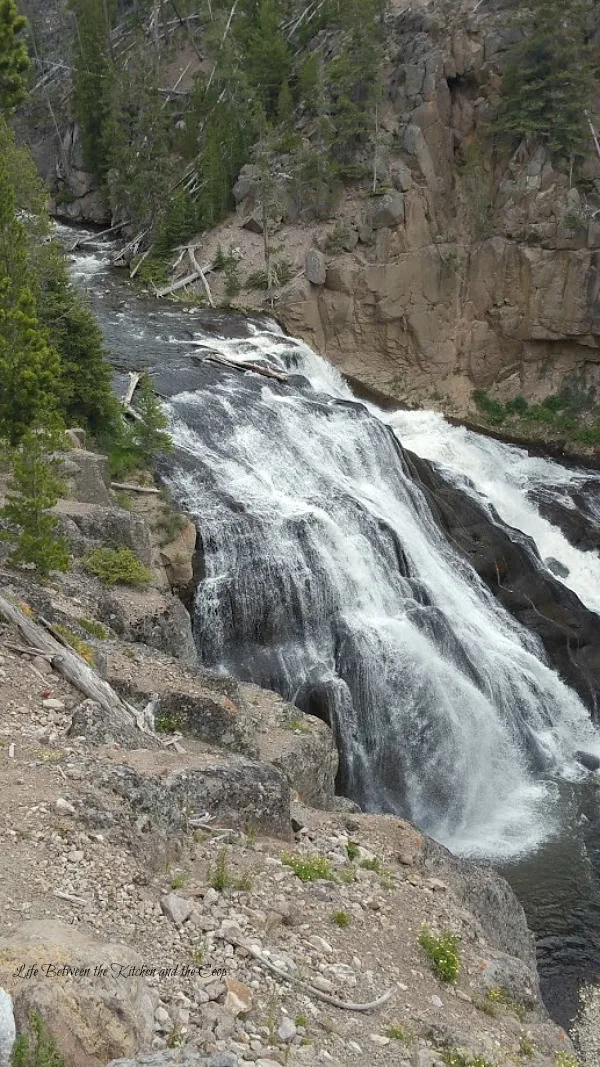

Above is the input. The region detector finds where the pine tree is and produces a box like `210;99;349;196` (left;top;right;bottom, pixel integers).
105;39;174;234
35;242;119;434
326;0;384;176
69;0;116;179
1;428;71;576
492;0;594;163
132;371;172;465
0;0;30;114
0;152;62;445
243;0;291;119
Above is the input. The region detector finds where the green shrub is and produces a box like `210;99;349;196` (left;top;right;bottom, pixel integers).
53;623;95;666
76;617;109;639
555;1055;579;1067
282;852;332;881
11;1012;68;1067
324;225;351;254
332;910;350;928
442;1054;494;1067
83;547;153;587
245;259;294;290
419;925;461;984
385;1024;406;1040
359;856;381;872
346;841;359;861
210;848;233;891
0;428;70;577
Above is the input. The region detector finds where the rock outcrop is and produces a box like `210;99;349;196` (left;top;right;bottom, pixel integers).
0;922;156;1067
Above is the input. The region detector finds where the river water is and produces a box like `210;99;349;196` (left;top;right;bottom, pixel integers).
60;225;600;1030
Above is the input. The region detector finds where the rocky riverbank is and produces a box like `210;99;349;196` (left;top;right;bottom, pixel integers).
0;434;586;1066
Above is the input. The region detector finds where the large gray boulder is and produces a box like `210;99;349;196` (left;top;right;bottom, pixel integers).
370;190;405;229
58;450;114;506
305;248;327;285
53;501;154;565
0;921;156;1067
99;753;293;839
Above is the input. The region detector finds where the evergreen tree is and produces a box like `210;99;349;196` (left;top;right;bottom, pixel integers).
1;427;71;576
132;371;172;465
105;39;175;234
0;151;61;444
69;0;116;179
243;0;291;119
492;0;594;162
0;0;30;113
326;0;384;175
36;243;119;434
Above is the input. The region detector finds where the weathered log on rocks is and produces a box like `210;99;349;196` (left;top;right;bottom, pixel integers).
0;595;138;728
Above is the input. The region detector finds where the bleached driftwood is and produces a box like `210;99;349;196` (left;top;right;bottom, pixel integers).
122;372;141;407
111;481;160;494
217;932;395;1012
195;348;289;382
188;246;214;307
69;221;128;251
130;246;152;279
154;271;201;297
0;595;138;726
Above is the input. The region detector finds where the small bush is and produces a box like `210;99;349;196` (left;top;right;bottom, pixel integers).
324;225;351;254
332;910;350;928
282;852;332;882
346;841;359;861
385;1024;406;1040
83;547;153;587
76;617;109;639
442;1054;494;1067
210;848;232;891
555;1056;579;1067
359;856;381;872
419;925;460;984
245;259;294;290
170;874;185;889
519;1036;535;1057
53;624;95;666
11;1012;68;1067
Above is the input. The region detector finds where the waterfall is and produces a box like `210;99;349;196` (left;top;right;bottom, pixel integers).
163;326;600;861
388;410;600;615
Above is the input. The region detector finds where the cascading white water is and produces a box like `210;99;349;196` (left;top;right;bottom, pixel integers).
163;326;600;861
387;410;600;614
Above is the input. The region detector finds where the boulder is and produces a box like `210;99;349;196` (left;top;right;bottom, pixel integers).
242;213;264;234
370;191;405;229
0;921;156;1067
233;165;260;205
58;450;113;507
98;588;197;665
106;1052;213;1067
69;698;162;750
159;519;197;589
53;501;154;565
99;752;292;839
305;248;327;286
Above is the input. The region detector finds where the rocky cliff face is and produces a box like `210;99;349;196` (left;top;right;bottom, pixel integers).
272;0;600;412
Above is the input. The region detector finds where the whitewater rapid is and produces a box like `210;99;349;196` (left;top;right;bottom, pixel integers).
388;410;600;615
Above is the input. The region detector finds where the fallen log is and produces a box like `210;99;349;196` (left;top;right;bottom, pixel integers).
188;246;214;307
197;350;289;382
154;270;201;297
122;372;141;407
69;221;128;251
111;481;160;494
0;594;139;727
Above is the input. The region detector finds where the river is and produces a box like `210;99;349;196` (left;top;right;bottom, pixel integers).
59;223;600;1032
